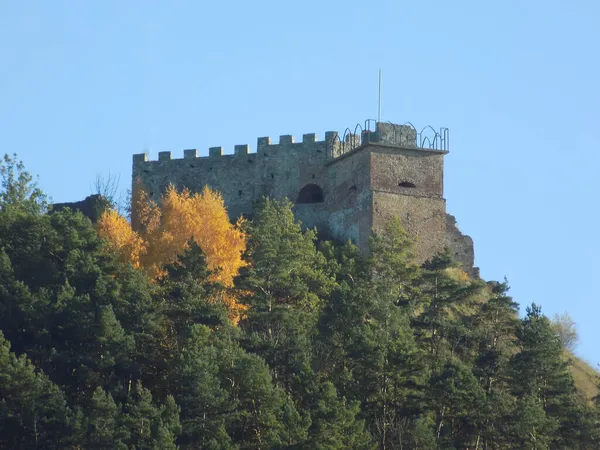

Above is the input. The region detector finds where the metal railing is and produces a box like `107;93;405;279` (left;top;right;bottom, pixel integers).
328;120;449;159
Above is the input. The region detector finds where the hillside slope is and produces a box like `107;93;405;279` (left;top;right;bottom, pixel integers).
571;354;599;400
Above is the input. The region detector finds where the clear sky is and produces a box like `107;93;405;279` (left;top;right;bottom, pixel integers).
1;1;599;363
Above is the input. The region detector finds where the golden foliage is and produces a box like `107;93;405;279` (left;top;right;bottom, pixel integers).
96;209;145;268
219;291;249;326
97;183;248;324
131;178;161;235
151;186;247;286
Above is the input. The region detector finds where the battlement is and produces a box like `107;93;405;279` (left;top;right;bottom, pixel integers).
133;132;336;163
132;121;449;164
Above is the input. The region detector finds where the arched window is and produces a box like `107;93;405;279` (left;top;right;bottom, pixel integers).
297;184;324;203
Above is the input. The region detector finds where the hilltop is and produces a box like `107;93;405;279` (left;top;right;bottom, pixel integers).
1;153;598;448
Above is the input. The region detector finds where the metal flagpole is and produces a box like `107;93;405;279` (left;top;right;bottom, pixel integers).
378;69;382;123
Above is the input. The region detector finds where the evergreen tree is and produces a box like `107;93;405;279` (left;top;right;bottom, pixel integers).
82;383;181;449
509;303;586;448
471;280;520;449
240;198;331;396
429;359;486;448
413;249;482;370
119;382;180;450
169;325;238;448
83;387;128;449
0;331;77;448
299;382;375;450
318;223;425;449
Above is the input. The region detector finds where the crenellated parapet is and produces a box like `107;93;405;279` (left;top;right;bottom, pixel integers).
132;121;449;165
133;132;335;164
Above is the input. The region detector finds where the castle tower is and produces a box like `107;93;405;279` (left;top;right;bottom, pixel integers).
132;121;473;270
366;123;448;261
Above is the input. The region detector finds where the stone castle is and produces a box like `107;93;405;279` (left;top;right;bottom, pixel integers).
132;121;477;276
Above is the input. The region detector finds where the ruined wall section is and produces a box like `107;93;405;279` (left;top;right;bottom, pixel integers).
51;195;110;222
446;214;479;278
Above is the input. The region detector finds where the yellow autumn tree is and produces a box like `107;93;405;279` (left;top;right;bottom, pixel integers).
97;182;248;323
97;209;145;268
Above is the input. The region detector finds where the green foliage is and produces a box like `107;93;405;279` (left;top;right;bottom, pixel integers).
0;159;597;449
508;304;594;447
0;331;76;448
82;383;180;449
0;153;47;215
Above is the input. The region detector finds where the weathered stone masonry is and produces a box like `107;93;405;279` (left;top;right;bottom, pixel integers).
132;122;478;275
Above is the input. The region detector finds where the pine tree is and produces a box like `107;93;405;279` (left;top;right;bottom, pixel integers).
317;223;426;449
0;331;77;448
83;387;128;449
300;382;375;450
120;382;180;450
240;197;332;394
429;359;486;447
509;304;585;448
413;249;482;370
471;280;520;448
169;325;237;448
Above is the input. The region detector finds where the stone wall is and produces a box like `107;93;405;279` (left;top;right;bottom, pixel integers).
372;191;447;263
321;148;372;252
133;134;331;222
369;146;445;198
132;121;476;272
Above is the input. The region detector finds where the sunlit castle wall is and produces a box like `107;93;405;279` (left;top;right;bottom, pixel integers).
132;121;477;274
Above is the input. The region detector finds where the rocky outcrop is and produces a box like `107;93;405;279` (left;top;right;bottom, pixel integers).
446;213;479;278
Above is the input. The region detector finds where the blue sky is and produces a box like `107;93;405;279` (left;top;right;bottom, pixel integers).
1;1;599;363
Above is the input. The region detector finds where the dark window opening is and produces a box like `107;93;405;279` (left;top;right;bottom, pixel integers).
263;152;268;157
271;173;274;179
238;190;243;197
297;184;324;204
312;174;316;179
399;181;416;188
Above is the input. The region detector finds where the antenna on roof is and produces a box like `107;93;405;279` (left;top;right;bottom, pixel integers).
377;69;382;123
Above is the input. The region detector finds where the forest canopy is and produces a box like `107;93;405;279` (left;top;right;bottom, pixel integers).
0;153;598;449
